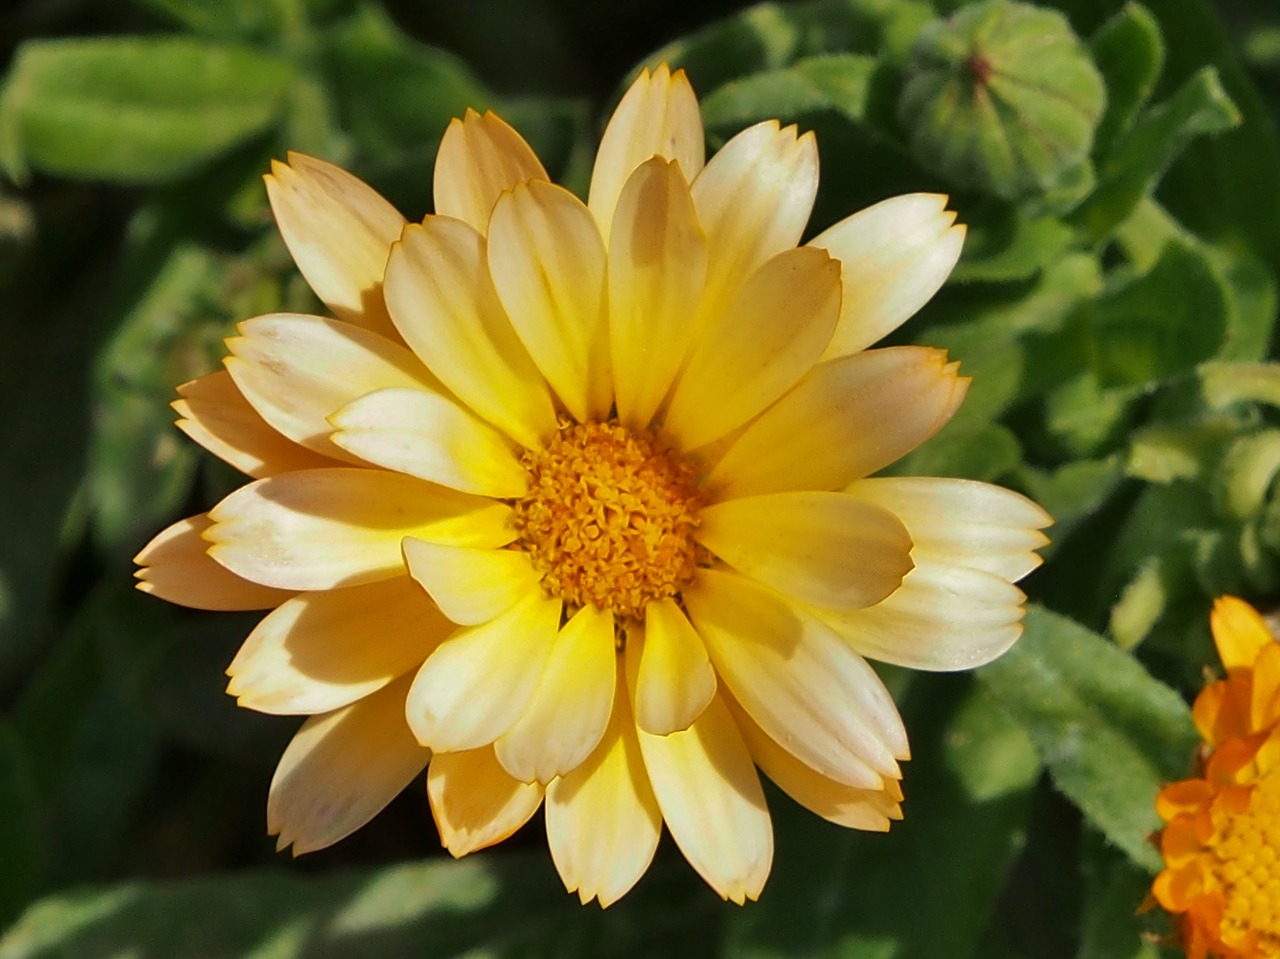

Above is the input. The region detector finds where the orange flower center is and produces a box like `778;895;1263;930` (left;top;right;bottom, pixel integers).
1211;764;1280;950
513;421;704;620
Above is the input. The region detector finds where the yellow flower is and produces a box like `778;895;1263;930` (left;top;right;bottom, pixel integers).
134;65;1051;906
1153;596;1280;957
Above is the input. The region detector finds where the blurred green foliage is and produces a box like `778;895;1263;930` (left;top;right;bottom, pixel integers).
2;0;1280;956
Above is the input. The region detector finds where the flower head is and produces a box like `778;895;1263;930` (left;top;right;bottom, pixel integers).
134;64;1051;906
1153;596;1280;957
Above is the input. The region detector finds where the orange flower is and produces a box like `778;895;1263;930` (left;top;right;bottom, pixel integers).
1153;596;1280;958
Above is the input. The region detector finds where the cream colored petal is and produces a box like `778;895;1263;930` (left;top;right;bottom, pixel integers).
433;109;549;234
402;538;541;626
385;219;557;449
205;468;515;590
426;746;544;856
329;387;527;498
814;563;1027;671
133;514;295;610
625;597;716;735
495;605;616;783
546;660;662;907
589;65;704;241
726;693;901;831
227;576;454;715
697;492;913;611
810;193;966;358
691;121;818;311
845;477;1051;582
174;370;333;478
406;590;562;752
708;346;968;499
608;157;707;429
225;314;439;462
683;567;906;787
637;691;772;904
265;153;405;338
487;180;611;422
664;247;841;450
1211;595;1276;673
268;674;428;855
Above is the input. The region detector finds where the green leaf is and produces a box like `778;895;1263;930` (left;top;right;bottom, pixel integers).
0;853;719;958
322;4;492;158
88;243;225;552
14;585;171;884
888;421;1022;482
1088;3;1164;156
898;0;1106;201
1075;67;1241;242
1108;558;1169;651
1213;429;1280;521
950;209;1076;284
725;680;1038;959
0;37;292;184
651;0;935;93
978;605;1199;872
699;53;885;134
1200;361;1280;410
1077;837;1165;959
1044;372;1139;458
0;721;41;926
1124;417;1238;485
1018;456;1123;550
131;0;300;41
1091;241;1228;388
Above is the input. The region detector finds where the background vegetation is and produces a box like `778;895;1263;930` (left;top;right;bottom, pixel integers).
3;0;1280;955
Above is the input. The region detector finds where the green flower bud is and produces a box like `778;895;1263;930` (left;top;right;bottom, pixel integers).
898;0;1106;200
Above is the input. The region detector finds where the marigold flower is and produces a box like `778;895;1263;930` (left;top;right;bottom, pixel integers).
134;64;1051;906
1153;596;1280;957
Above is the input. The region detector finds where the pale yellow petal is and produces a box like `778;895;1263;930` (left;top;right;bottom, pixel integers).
205;468;515;590
727;693;902;831
691;121;818;311
608;157;707;429
663;247;840;450
546;661;662;907
495;605;616;783
227;576;454;715
810;193;966;358
427;746;544;856
626;598;716;735
814;563;1027;671
1211;595;1276;672
402;538;542;626
637;691;772;904
385;219;557;449
133;514;295;610
268;674;429;855
487;180;611;422
406;590;562;752
174;370;333;478
683;567;907;786
329;386;527;498
708;346;968;499
589;65;704;241
225;314;439;462
697;492;913;610
265;153;404;338
845;477;1051;582
433;109;549;233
